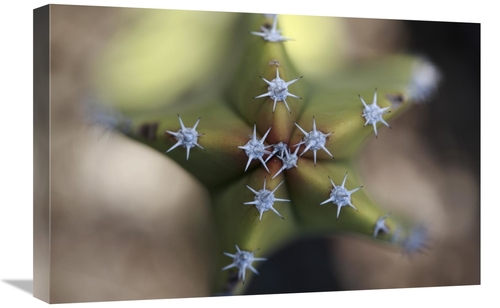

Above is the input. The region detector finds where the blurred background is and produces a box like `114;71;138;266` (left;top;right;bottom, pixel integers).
44;4;479;302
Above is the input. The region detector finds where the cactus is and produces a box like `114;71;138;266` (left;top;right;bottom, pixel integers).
89;12;440;295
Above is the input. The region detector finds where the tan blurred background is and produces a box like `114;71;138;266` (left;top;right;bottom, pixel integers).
46;5;216;303
39;4;479;302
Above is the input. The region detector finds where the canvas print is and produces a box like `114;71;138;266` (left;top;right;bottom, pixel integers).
33;4;480;304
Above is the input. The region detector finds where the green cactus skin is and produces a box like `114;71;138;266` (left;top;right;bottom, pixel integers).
92;12;439;295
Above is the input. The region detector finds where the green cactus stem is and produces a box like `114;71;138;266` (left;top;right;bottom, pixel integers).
90;12;439;295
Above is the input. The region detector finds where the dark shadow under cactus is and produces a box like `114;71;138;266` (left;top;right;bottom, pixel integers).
245;237;342;295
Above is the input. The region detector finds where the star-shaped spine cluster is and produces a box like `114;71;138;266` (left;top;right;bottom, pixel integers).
294;117;333;165
359;89;391;137
265;141;288;163
238;125;273;173
251;14;292;42
373;213;391;238
272;146;299;179
222;244;267;283
320;172;362;219
255;66;302;113
400;226;430;255
244;178;290;221
165;115;204;160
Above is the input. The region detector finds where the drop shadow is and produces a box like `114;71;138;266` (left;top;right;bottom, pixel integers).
3;280;33;295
